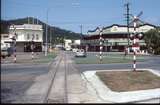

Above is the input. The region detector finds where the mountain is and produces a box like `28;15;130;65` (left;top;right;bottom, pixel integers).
1;17;83;44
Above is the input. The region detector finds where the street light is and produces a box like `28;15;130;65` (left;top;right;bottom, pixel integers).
50;28;52;50
45;8;49;56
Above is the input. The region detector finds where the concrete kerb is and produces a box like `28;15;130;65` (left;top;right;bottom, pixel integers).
82;69;160;103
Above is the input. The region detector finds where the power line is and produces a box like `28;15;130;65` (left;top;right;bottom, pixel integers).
80;25;82;35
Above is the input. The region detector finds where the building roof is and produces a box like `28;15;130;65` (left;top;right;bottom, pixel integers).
9;24;43;31
88;23;157;33
88;27;100;33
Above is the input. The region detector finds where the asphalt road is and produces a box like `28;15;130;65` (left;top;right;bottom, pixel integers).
1;60;49;103
68;52;160;73
1;51;160;103
1;64;49;75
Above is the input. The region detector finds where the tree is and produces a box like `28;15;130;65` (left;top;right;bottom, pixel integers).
143;28;160;55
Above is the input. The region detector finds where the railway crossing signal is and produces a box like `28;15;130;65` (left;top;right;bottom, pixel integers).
31;34;35;59
129;12;143;71
99;27;104;63
10;25;17;63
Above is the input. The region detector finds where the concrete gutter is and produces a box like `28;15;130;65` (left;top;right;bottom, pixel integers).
82;69;160;103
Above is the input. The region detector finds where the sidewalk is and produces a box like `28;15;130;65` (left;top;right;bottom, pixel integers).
82;69;160;103
135;98;160;103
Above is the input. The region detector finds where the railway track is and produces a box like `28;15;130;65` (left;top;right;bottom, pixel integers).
43;51;68;103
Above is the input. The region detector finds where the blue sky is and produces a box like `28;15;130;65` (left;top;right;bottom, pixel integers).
1;0;160;34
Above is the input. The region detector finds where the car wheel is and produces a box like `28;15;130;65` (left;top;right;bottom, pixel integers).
2;56;5;59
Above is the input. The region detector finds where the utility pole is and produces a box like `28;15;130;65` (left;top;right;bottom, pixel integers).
80;25;82;36
36;16;39;24
124;2;130;53
80;25;82;49
50;27;52;49
28;17;30;24
45;9;49;56
32;17;34;24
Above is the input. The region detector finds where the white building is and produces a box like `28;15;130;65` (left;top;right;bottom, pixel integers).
83;24;157;52
74;40;81;45
87;24;155;36
1;34;11;48
6;24;43;52
64;39;72;51
64;39;81;51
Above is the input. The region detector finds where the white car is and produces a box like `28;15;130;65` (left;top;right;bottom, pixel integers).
1;47;8;58
65;47;72;51
72;48;79;52
75;49;86;57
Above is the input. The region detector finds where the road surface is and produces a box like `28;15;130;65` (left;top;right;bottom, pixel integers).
1;51;160;103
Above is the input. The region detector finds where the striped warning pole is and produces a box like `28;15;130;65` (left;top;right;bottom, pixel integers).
14;40;16;63
31;35;34;60
133;17;137;71
99;28;103;63
13;25;17;63
32;49;34;59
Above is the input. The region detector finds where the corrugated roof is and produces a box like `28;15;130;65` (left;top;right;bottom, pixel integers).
88;23;157;33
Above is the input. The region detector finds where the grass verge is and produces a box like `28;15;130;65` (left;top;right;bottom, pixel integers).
96;70;160;92
74;54;147;64
33;52;57;63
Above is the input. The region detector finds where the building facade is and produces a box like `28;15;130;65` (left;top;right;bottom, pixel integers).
82;24;156;52
5;24;43;52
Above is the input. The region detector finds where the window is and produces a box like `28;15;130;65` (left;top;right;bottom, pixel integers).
36;34;39;40
3;35;8;38
27;34;30;40
32;34;34;40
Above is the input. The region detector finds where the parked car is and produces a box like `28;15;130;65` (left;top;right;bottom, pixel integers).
75;49;86;57
65;47;72;51
1;47;8;59
7;47;14;57
72;48;79;52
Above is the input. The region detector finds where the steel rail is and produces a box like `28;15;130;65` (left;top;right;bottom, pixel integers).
64;52;68;103
43;51;68;103
43;54;63;103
